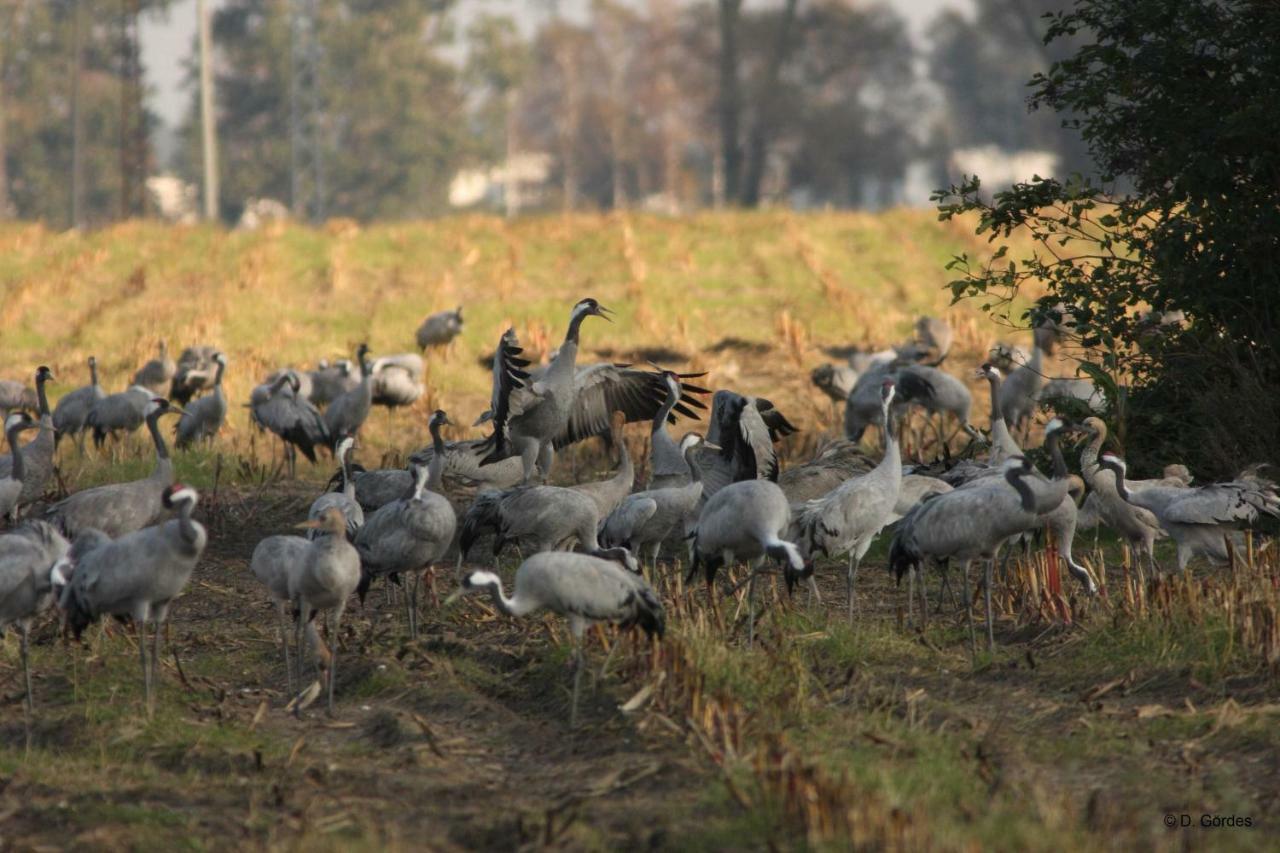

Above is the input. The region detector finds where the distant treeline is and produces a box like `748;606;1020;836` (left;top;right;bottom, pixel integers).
0;0;1089;225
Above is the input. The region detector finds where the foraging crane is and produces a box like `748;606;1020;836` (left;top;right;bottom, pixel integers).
794;379;902;621
601;433;711;567
0;366;55;507
446;549;661;728
132;340;176;395
86;384;151;451
354;411;457;638
58;484;206;715
0;521;70;725
459;483;604;566
291;507;362;715
1099;454;1280;572
323;343;374;447
695;390;799;500
687;479;808;645
52;356;106;450
308;436;364;540
169;345;220;406
250;533;308;691
570;412;635;519
48;398;181;538
810;363;859;404
480;298;614;482
416;306;464;351
250;372;329;476
175;352;228;449
999;326;1055;436
1;414;42;522
889;424;1088;656
845;363;968;451
371;353;425;409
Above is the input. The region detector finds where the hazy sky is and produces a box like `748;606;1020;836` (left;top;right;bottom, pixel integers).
141;0;970;128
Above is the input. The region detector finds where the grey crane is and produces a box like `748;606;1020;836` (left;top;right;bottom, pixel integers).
645;369;712;490
52;356;106;450
354;411;457;637
459;483;604;567
260;366;314;405
0;379;37;415
49;398;182;538
978;363;1022;466
0;521;70;728
86;384;151;451
601;433;711;568
885;474;954;526
169;344;220;406
175;352;228;449
307;360;357;407
58;484;207;715
549;362;709;455
132;340;176;395
249;533;308;691
446;549;660;728
570;412;635;520
371;353;425;409
999;326;1055;437
291;507;362;715
309;436;364;540
845;363;967;451
695;390;799;500
889;424;1087;656
1076;418;1162;570
687;479;808;646
480;298;613;482
810;363;859;404
1;414;43;522
323;343;374;447
1099;453;1280;572
0;366;55;508
794;379;902;621
778;440;876;505
250;371;329;476
416;306;464;351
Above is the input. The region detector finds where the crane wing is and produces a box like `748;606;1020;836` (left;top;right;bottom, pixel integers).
553;365;709;449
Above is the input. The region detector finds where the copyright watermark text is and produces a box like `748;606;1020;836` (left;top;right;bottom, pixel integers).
1164;813;1254;829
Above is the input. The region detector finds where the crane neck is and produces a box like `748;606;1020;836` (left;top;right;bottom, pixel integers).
613;431;633;484
684;443;704;484
6;424;26;482
1111;469;1133;503
985;372;1002;426
1045;430;1068;480
89;360;99;388
147;409;170;461
338;444;354;498
1004;465;1037;512
176;498;200;548
652;383;678;435
426;421;446;493
35;373;50;418
480;578;521;616
213;360;226;388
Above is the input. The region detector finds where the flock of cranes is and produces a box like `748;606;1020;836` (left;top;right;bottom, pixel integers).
1;297;1278;731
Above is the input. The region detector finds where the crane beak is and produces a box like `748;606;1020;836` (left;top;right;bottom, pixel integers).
596;305;615;322
295;519;323;530
702;442;722;452
473;410;493;427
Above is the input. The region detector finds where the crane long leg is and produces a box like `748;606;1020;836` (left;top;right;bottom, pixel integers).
918;566;929;629
906;568;914;629
570;620;586;730
961;560;976;662
984;559;995;652
846;554;862;624
278;604;294;694
327;611;339;716
807;575;821;608
294;607;305;692
136;619;152;718
20;622;33;716
747;567;757;648
151;618;163;701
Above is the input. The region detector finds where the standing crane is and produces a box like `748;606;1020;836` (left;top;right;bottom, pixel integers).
0;366;55;509
250;371;329;476
52;356;106;451
1;414;43;523
308;436;364;540
446;549;661;728
48;398;181;538
416;306;464;352
322;343;374;447
132;340;176;396
0;521;70;730
291;507;361;715
175;352;227;448
793;379;902;621
58;484;207;716
601;433;711;568
250;533;307;692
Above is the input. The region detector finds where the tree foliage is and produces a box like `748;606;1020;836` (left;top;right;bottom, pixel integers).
935;0;1280;476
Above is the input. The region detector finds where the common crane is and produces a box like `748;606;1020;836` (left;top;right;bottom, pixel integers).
0;521;70;726
687;479;808;646
169;345;220;406
0;366;55;508
371;353;425;409
323;343;374;447
52;356;105;451
695;390;799;500
354;412;457;637
1;414;42;522
291;507;361;715
794;379;902;621
446;549;661;728
601;433;711;568
132;340;176;396
1077;418;1162;571
174;352;228;449
1099;454;1279;572
250;533;308;692
308;436;364;540
48;398;181;538
570;412;635;520
1000;326;1055;437
86;384;151;452
58;484;207;716
250;371;329;476
416;306;464;352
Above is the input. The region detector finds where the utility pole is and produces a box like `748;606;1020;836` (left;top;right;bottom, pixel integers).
289;0;323;222
119;0;147;219
70;0;85;228
198;0;219;221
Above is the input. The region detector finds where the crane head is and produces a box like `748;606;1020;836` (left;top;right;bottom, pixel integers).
444;570;501;607
36;365;54;383
430;409;454;430
1099;452;1127;477
213;351;228;367
4;412;34;433
162;483;199;509
976;362;1000;381
880;378;896;406
572;297;614;323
